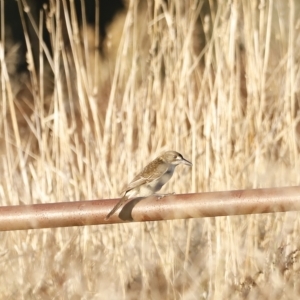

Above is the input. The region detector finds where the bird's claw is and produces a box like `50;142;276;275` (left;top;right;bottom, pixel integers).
156;192;175;200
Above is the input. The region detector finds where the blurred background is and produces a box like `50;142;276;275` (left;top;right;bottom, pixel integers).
1;0;300;298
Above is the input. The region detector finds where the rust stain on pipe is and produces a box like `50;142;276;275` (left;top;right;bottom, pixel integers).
0;186;300;231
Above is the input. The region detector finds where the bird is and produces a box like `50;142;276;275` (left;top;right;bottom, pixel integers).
105;150;192;220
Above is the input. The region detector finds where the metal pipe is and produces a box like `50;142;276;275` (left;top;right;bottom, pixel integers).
0;186;300;231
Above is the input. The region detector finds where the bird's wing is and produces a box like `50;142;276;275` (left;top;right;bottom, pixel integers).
121;158;169;193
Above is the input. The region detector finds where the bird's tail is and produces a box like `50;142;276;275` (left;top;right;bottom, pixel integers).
105;196;128;220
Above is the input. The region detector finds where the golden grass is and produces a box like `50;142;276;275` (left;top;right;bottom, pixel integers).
1;0;300;298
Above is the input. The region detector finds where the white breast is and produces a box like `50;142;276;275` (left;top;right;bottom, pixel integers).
147;164;175;193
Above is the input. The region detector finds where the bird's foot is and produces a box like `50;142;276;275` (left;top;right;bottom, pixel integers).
156;192;175;200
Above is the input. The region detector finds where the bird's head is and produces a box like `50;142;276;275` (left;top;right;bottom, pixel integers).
161;151;192;166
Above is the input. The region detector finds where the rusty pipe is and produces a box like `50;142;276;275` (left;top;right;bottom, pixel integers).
0;186;300;231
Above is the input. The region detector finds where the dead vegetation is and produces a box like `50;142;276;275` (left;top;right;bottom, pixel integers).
1;0;300;298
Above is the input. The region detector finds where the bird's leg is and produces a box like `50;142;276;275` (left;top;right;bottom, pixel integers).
155;192;175;200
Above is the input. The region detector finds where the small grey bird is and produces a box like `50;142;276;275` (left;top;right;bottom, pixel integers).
105;150;192;220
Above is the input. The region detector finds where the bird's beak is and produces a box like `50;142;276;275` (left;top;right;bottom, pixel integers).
181;158;192;166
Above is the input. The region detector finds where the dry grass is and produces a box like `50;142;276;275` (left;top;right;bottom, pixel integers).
1;0;300;298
